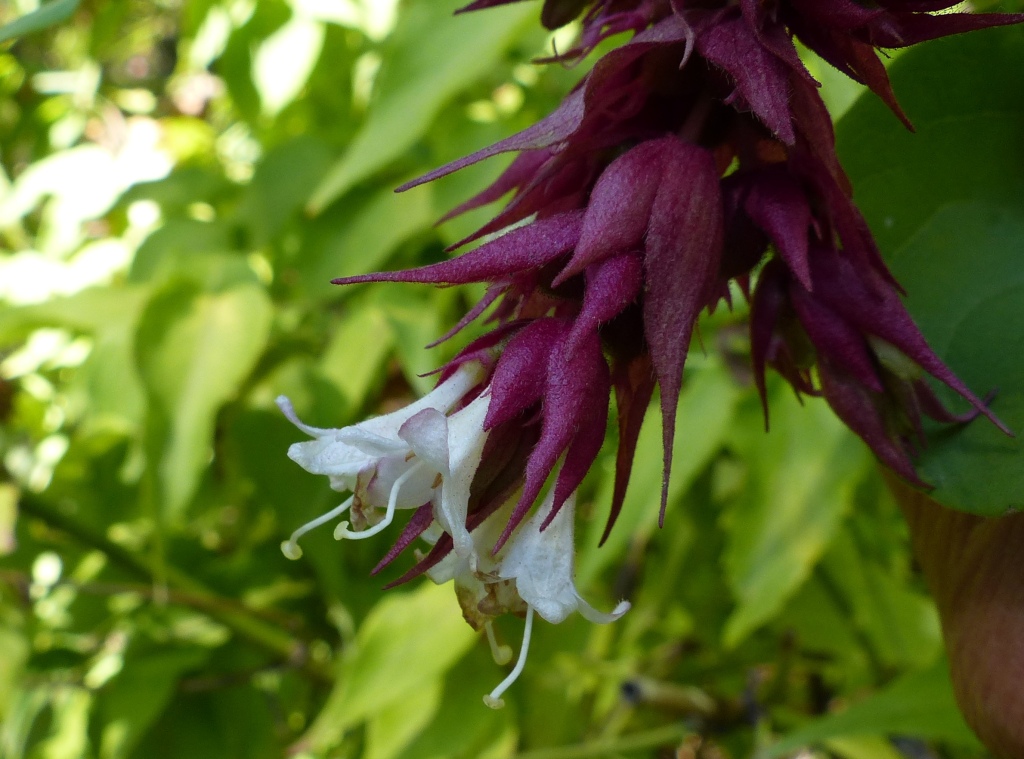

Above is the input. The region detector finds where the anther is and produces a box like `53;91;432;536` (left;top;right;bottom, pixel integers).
335;460;425;541
485;621;513;666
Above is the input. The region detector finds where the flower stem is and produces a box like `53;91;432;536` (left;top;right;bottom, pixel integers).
17;492;334;684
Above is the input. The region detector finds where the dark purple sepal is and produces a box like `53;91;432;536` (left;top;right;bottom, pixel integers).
602;352;655;545
372;502;435;575
485;318;563;430
437;151;552;225
642;138;724;524
810;247;1011;435
742;169;813;289
331;211;583;287
496;324;611;549
398;88;587;192
696;8;796;144
817;359;928;487
866;11;1024;48
565;252;644;356
426;283;506;348
544;329;612;530
789;283;885;394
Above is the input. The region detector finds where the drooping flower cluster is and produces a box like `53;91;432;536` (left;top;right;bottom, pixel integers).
279;0;1020;705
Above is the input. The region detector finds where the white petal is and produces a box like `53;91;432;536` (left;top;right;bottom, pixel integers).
436;394;491;561
576;597;631;624
287;438;374;479
276;395;333;436
499;490;578;624
499;490;629;626
399;408;451;477
335;426;409;456
354;361;485;442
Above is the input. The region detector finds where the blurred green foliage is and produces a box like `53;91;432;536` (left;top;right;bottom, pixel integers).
0;1;1019;757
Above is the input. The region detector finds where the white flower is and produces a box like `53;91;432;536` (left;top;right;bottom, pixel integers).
499;489;631;625
478;487;630;709
276;362;487;559
423;484;630;709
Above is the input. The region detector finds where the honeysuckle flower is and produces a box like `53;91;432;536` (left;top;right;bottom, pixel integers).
276;361;487;558
483;488;630;708
422;484;630;709
279;0;1021;712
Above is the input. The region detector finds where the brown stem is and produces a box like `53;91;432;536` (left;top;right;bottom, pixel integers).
888;472;1024;759
17;494;334;684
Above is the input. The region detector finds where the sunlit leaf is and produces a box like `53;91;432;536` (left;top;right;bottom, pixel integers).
96;648;209;759
0;0;80;44
364;679;443;759
135;280;273;517
251;16;324;117
306;0;536;213
297;581;477;752
721;384;869;648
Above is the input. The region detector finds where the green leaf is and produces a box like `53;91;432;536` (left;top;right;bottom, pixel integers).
135;281;273;517
721;385;870;647
240;136;333;247
298;184;435;302
818;527;941;671
837;25;1024;515
306;0;536;213
364;679;443;759
96;648;209;759
0;0;80;44
764;659;981;756
297;581;477;753
0;286;148;345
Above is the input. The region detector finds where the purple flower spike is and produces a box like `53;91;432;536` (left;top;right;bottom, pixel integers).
278;0;1021;709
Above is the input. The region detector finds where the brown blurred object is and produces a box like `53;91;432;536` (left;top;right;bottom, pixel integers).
889;472;1024;759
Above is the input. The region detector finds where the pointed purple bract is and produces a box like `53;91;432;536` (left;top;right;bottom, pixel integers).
817;359;927;487
809;246;1011;434
397;89;587;192
696;9;796;144
497;324;610;549
332;211;583;287
565;253;644;355
438;151;552;225
603;353;655;545
557;141;663;283
743;169;813;289
641;138;723;524
372;502;435;575
789;283;884;394
485;318;562;430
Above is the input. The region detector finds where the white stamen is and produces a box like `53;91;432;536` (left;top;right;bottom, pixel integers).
335;460;426;541
281;495;354;560
485;621;513;666
483;605;534;709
